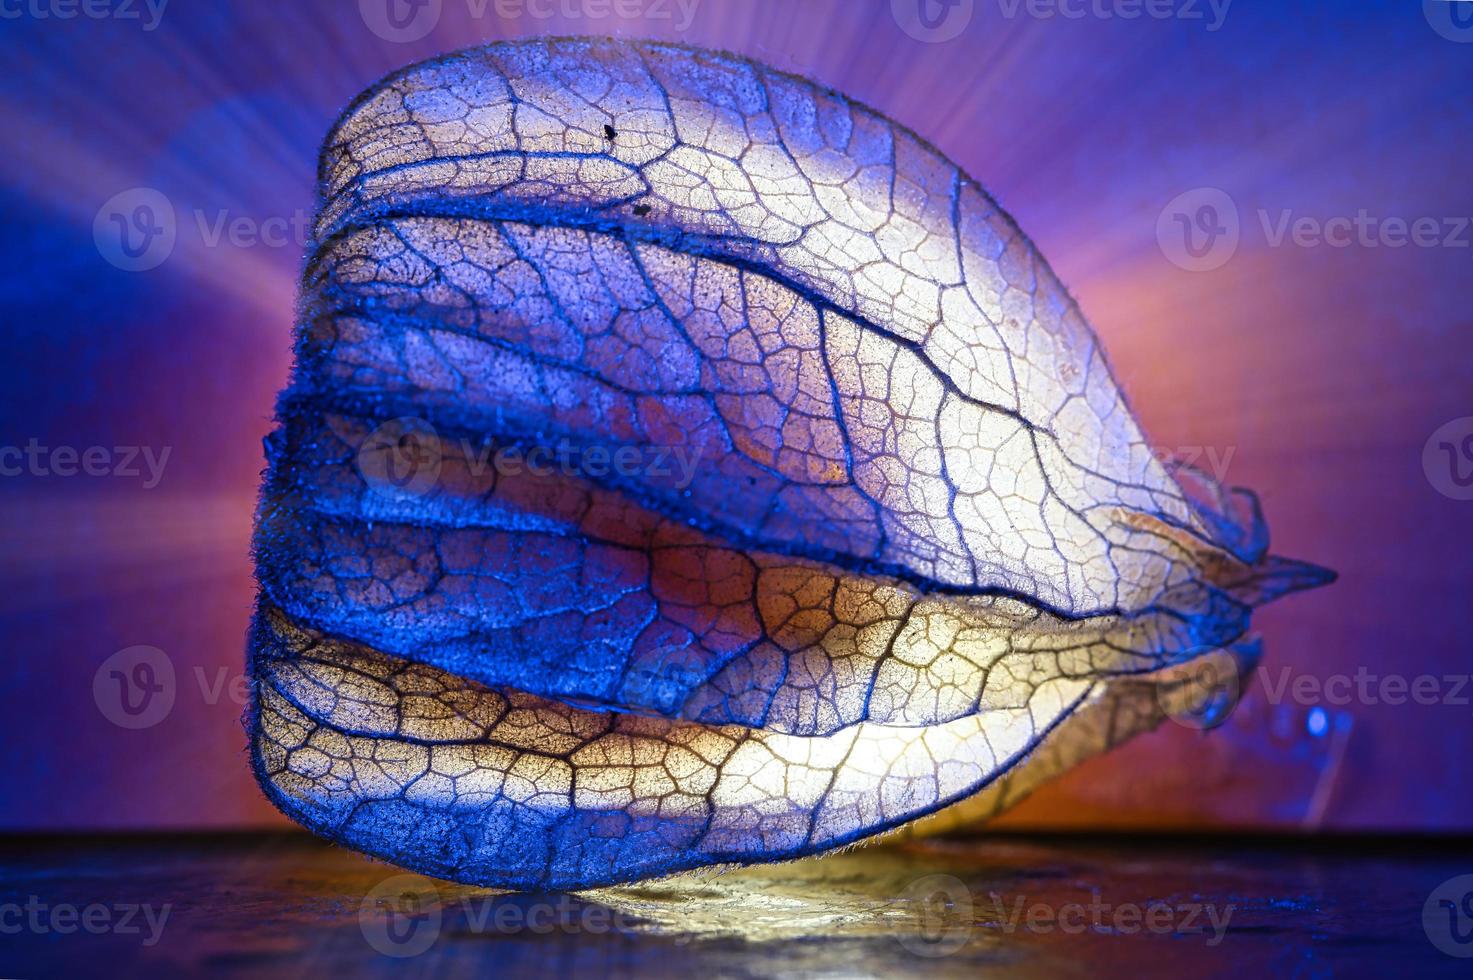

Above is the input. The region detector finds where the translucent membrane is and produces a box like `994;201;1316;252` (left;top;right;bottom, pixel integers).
250;38;1332;889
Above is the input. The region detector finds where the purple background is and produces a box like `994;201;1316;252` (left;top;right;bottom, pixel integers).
1;0;1469;831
